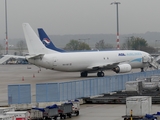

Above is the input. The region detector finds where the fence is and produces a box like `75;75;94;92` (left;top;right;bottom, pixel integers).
35;70;160;102
8;70;160;104
8;84;31;104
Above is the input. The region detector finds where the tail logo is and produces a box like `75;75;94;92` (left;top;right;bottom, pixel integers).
42;38;51;46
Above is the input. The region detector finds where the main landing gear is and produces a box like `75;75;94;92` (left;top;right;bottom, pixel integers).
80;71;105;77
97;71;104;77
81;71;88;77
141;68;144;72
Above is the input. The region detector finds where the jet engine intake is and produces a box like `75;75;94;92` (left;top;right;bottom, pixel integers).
113;64;132;73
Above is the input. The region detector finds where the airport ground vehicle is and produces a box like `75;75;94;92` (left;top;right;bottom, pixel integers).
69;100;80;116
30;108;43;120
58;103;73;119
32;105;58;120
32;103;74;120
43;104;59;120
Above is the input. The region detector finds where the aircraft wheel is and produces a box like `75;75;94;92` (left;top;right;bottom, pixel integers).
80;71;88;77
141;68;144;72
97;71;104;77
76;111;79;116
63;115;66;119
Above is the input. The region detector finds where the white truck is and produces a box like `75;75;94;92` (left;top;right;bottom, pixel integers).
0;115;15;120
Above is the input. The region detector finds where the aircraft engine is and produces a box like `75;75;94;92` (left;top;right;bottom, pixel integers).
113;64;132;73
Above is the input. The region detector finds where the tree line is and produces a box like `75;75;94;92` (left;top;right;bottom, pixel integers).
0;36;157;55
64;36;156;53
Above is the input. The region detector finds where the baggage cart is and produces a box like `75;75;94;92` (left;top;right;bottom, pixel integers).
58;103;73;119
43;104;59;120
30;108;43;120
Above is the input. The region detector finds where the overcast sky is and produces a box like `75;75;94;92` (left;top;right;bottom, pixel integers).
0;0;160;39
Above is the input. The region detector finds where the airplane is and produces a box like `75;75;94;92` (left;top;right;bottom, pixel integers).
22;23;154;77
38;28;65;52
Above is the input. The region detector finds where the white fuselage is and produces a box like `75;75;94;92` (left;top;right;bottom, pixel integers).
27;50;150;72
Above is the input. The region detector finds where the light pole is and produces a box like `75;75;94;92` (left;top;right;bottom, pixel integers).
5;0;8;54
111;1;121;50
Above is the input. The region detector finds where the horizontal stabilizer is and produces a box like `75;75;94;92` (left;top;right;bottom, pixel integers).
26;54;44;59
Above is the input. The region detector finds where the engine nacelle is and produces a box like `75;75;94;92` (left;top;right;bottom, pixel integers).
113;64;132;73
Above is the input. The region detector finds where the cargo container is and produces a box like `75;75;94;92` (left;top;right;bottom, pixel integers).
122;96;152;120
136;78;151;82
5;111;30;120
126;96;152;116
125;81;142;93
151;75;160;83
142;82;158;91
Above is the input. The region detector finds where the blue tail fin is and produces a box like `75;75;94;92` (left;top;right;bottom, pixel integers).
38;28;65;52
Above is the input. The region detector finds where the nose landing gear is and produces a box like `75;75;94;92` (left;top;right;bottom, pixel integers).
141;68;144;72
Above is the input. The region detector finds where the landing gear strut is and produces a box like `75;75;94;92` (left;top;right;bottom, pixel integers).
81;71;88;77
97;71;104;77
141;68;144;72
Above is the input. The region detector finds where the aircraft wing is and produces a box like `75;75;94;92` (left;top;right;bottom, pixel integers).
3;55;26;59
87;61;128;71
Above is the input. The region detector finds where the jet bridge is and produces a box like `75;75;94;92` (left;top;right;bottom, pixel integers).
142;56;159;70
149;59;159;69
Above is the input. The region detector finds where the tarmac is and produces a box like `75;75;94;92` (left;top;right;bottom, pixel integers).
0;64;143;104
0;64;159;120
